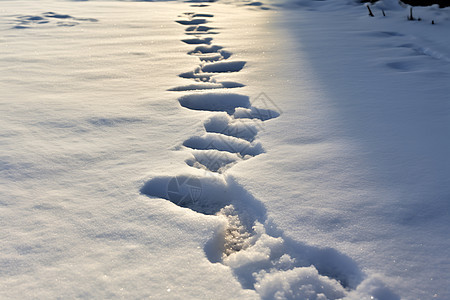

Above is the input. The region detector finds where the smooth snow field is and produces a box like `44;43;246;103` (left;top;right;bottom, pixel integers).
1;0;449;299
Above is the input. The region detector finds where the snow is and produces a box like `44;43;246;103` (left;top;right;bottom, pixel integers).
1;0;449;299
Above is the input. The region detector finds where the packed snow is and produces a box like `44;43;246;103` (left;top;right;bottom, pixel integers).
1;0;449;299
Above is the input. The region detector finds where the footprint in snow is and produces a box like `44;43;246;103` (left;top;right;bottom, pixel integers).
176;19;208;25
185;25;219;35
182;37;213;45
190;4;210;8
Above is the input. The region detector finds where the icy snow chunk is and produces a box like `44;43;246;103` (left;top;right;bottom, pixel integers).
254;266;347;300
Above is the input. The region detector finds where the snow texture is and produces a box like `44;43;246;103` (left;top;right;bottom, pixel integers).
1;0;449;299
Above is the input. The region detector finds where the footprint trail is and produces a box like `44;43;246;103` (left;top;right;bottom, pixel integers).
140;6;394;299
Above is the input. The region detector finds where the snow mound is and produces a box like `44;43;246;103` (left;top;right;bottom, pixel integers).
255;267;346;300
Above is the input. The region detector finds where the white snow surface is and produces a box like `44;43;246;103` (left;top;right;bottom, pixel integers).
1;0;449;299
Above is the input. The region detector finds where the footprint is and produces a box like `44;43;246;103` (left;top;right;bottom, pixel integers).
220;81;245;88
178;71;213;82
188;45;223;55
201;61;246;73
204;114;258;142
197;53;223;62
198;50;232;62
234;106;280;121
22;15;45;21
168;82;244;91
183;133;263;157
178;93;250;113
43;12;72;19
176;19;208;26
185;26;215;33
186;150;240;173
142;175;211;213
185;25;218;33
182;37;213;45
187;50;232;63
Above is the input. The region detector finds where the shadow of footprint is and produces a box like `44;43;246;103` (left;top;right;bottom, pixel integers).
177;19;208;25
182;37;213;45
141;175;367;297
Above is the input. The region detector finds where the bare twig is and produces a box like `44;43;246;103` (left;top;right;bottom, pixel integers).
367;5;374;17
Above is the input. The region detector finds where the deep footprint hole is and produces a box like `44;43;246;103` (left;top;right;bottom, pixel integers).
201;61;246;73
178;93;250;114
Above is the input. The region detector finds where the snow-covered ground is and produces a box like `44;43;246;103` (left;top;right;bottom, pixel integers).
1;0;449;299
